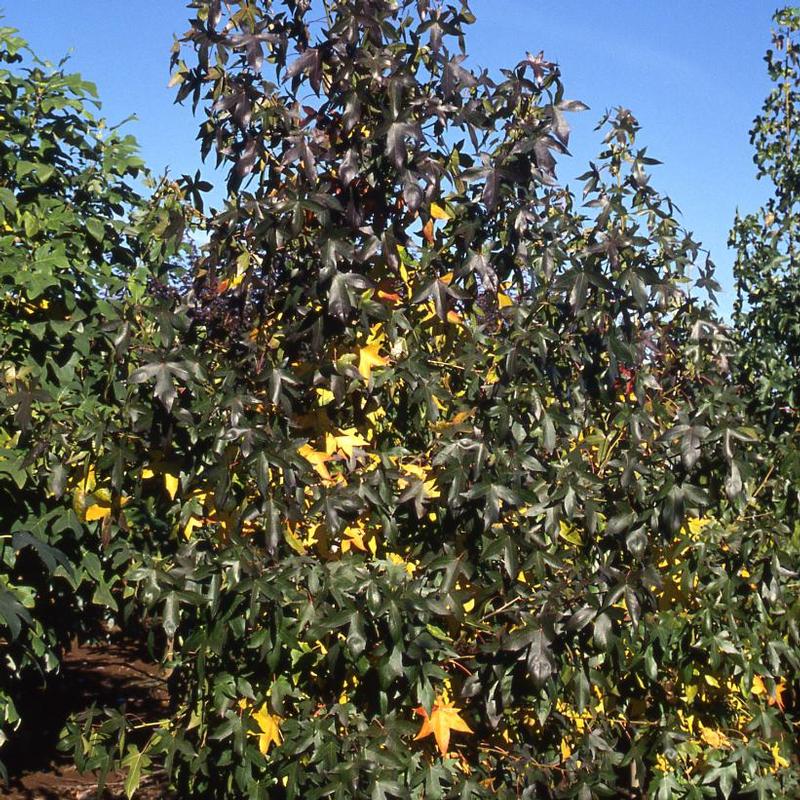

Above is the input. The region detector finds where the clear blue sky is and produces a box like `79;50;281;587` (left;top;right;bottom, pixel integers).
2;1;779;316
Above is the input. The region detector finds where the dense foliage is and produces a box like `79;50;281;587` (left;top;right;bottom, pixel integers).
733;7;800;431
731;8;800;554
0;24;186;781
1;3;799;800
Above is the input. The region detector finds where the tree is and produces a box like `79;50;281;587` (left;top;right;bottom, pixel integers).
0;3;786;799
731;6;800;587
732;7;800;430
61;2;800;799
0;25;186;780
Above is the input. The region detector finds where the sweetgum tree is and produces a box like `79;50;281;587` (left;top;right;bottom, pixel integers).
62;2;799;798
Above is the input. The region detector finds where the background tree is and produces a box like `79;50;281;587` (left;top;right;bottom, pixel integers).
0;25;187;780
731;6;800;569
732;7;800;430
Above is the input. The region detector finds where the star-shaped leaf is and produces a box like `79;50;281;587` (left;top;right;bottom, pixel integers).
253;704;282;755
414;697;473;756
298;443;333;480
326;427;370;458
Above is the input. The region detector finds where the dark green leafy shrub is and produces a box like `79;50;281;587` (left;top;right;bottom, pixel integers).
0;25;187;779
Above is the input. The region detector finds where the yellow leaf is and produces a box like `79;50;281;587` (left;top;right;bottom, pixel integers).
770;679;787;712
358;343;389;380
699;724;730;749
365;405;386;433
142;468;156;479
655;754;671;773
298;443;333;481
78;467;97;493
703;674;721;688
387;552;417;575
677;709;695;735
430;202;452;220
685;516;713;538
431;408;474;433
330;428;370;458
751;674;767;696
252;704;282;755
559;520;583;547
183;516;204;540
316;388;335;406
497;292;513;309
85;503;112;522
164;473;180;501
400;463;428;481
771;742;790;771
423;479;441;500
399;259;412;290
560;738;572;761
414;696;473;756
324;432;337;456
682;683;699;704
284;525;308;555
191;489;210;506
342;524;368;553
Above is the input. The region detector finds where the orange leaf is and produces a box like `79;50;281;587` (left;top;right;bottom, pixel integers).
769;680;787;712
422;218;434;245
414;696;473;756
377;289;402;305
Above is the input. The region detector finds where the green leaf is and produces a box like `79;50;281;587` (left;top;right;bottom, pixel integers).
86;218;105;242
122;745;151;799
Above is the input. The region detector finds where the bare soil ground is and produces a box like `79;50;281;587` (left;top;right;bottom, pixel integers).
3;638;170;799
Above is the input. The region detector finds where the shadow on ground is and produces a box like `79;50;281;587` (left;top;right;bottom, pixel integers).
3;638;169;799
